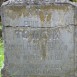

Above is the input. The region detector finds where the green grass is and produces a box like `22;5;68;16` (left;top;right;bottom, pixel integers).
0;22;4;77
0;39;4;77
0;39;4;68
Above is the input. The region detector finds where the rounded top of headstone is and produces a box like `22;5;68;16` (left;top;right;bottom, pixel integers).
7;0;69;4
2;0;77;7
8;0;53;4
9;0;69;2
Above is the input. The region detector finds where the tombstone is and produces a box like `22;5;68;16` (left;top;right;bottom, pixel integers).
1;0;77;77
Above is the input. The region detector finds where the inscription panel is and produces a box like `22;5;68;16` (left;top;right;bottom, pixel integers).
2;4;74;27
4;25;75;77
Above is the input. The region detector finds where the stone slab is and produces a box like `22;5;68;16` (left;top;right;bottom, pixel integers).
1;1;77;77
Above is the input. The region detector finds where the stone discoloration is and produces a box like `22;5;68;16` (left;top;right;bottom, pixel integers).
2;3;74;27
5;4;69;19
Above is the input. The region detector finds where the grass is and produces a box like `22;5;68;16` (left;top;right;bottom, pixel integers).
0;38;4;68
0;39;4;77
0;22;4;77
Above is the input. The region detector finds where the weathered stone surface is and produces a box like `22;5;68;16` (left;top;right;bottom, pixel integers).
2;4;74;27
1;0;77;77
3;26;75;77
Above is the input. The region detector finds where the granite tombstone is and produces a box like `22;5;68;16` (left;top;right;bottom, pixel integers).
1;0;77;77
